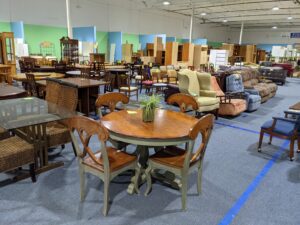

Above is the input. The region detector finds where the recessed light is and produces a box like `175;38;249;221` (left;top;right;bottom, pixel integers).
223;19;228;23
287;16;293;20
201;12;207;16
163;1;170;5
272;6;279;11
272;26;277;29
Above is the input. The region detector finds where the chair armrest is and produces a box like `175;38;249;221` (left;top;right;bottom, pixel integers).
272;117;297;124
200;90;216;98
284;110;300;117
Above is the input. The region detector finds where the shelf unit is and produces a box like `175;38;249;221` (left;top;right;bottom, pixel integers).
0;32;16;84
240;44;257;63
209;49;229;70
165;42;178;65
60;37;79;64
193;45;208;69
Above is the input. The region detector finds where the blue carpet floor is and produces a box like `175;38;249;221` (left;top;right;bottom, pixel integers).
0;78;300;225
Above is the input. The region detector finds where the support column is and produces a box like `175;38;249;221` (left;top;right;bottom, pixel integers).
189;8;194;43
66;0;73;38
239;22;244;45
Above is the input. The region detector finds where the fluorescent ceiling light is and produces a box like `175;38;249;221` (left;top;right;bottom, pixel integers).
272;6;279;10
200;12;207;16
287;16;293;20
223;19;228;23
272;26;278;29
163;1;170;5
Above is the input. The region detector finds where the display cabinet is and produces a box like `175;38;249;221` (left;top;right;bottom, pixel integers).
0;32;16;84
60;37;79;64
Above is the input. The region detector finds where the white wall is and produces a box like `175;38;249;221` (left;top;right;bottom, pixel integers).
228;28;299;45
0;0;228;41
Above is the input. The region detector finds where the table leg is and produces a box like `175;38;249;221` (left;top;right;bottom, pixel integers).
79;88;89;116
127;145;149;194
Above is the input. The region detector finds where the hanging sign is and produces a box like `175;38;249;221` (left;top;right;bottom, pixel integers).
290;33;300;38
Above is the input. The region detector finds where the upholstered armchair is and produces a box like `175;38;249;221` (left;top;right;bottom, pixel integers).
226;74;261;112
178;69;219;118
211;76;247;116
258;111;300;161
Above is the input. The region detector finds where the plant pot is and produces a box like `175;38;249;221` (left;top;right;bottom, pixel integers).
142;107;155;122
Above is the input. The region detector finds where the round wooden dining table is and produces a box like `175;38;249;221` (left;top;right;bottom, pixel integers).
101;109;198;194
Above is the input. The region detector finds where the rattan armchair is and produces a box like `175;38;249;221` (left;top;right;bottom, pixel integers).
67;116;138;216
145;114;214;210
0;136;36;182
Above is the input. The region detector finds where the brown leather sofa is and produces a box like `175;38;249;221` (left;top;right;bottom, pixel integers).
239;68;277;103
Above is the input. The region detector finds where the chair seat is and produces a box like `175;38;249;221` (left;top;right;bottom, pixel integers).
120;86;138;91
83;147;136;172
0;136;34;172
149;146;196;169
46;122;71;147
135;75;143;80
196;96;219;106
142;80;153;85
261;119;296;136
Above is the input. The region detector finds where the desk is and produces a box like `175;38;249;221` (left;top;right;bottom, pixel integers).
0;97;77;178
37;78;108;115
13;72;65;82
101;109;198;194
0;84;27;100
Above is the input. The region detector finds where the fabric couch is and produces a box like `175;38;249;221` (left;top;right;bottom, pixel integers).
259;66;287;85
239;68;277;103
226;74;261;112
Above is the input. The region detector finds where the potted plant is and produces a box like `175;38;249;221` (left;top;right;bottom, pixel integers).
140;95;161;122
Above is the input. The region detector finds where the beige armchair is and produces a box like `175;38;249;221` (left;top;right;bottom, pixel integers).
178;69;219;118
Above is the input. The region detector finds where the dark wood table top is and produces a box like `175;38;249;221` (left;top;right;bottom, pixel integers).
60;78;108;88
289;102;300;110
37;78;108;88
101;109;198;140
0;84;27;100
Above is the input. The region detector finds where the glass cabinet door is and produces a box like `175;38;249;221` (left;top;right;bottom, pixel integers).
0;32;16;64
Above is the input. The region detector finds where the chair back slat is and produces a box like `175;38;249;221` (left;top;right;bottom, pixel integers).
25;73;39;97
95;92;129;117
167;93;198;113
67;116;110;172
189;114;214;163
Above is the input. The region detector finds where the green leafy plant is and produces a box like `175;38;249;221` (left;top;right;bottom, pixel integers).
140;95;161;122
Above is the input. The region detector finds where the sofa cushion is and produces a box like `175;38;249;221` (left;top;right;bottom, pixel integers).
251;79;259;85
195;96;219;106
253;84;270;97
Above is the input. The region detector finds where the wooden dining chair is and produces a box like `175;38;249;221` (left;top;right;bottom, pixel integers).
145;114;214;210
167;93;199;115
95;92;129;118
26;73;43;98
67;116;138;216
80;68;91;79
118;74;138;101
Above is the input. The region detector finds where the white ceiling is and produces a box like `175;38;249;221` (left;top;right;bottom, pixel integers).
126;0;300;29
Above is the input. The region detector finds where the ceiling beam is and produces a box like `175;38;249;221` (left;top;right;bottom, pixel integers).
170;0;292;12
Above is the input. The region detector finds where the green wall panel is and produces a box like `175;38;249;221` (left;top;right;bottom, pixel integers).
122;33;139;52
96;31;108;56
24;24;67;59
0;22;11;32
207;41;223;48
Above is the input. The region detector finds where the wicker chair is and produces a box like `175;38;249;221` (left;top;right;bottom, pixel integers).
145;114;214;210
0;127;10;140
45;79;78;155
0;136;36;182
67;116;137;216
